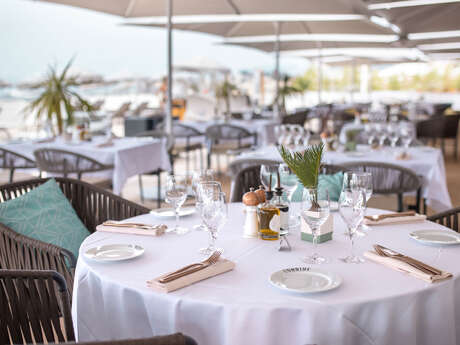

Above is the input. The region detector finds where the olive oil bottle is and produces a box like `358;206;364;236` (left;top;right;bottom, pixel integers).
258;176;280;241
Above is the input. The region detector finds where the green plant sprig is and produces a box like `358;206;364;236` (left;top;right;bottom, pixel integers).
278;143;324;189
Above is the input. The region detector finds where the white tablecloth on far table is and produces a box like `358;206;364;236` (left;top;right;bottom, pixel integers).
0;137;171;194
233;145;452;212
73;204;460;345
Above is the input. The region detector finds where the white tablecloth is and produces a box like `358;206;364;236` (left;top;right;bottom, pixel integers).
0;137;171;194
73;204;460;345
234;145;452;212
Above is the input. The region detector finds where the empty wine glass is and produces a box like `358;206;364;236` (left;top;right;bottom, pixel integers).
365;123;376;147
377;123;388;147
351;172;373;232
300;187;330;264
339;188;366;263
388;123;400;148
278;164;300;228
199;191;228;255
165;175;189;235
192;170;215;231
400;126;414;150
260;164;278;190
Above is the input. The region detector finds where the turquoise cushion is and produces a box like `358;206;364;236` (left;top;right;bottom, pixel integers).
0;179;90;259
290;172;344;202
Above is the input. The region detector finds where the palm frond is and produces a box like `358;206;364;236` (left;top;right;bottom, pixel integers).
278;144;324;189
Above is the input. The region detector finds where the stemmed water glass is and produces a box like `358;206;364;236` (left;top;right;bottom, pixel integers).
192;170;215;231
165;174;189;235
364;123;376;147
260;164;278;190
338;188;367;263
199;191;228;255
300;187;330;264
351;172;373;232
278;164;300;228
400;126;415;151
388;123;400;148
377;123;388;147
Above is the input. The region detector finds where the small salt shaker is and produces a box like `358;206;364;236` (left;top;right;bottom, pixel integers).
242;188;260;238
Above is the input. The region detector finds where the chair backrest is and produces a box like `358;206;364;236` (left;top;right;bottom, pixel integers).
441;114;460;139
416;116;445;140
428;207;460;232
319;164;346;175
341;161;421;194
47;334;197;345
171;123;203;138
0;269;75;345
0;148;36;169
281;111;307;126
230;165;263;203
205;124;253;141
34;149;112;178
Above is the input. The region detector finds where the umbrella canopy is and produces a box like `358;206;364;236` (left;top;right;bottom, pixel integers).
36;0;369;17
124;14;395;37
315;55;424;66
368;1;460;35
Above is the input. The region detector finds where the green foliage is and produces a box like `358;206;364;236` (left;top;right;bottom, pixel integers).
215;80;237;118
25;58;93;135
278;144;324;189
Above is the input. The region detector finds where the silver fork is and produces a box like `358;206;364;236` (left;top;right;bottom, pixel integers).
159;250;222;283
373;244;442;275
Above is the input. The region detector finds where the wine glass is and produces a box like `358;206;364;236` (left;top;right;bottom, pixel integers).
199;191;228;255
192;170;215;231
365;123;376;147
338;188;366;263
377;123;388;147
400;126;414;151
260;164;278;190
351;172;373;231
388;123;400;148
165;175;189;235
278;164;300;228
300;187;330;264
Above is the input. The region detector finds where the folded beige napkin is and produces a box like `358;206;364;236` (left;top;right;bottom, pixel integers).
147;259;235;293
96;138;114;148
364;251;452;283
363;212;426;226
96;221;166;237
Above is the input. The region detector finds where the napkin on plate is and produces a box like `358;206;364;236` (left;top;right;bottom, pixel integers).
364;251;452;283
96;221;166;237
147;259;235;293
363;211;426;226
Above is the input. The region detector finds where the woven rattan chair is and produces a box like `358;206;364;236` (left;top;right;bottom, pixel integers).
428;207;460;232
0;269;75;345
0;178;149;295
230;165;263;203
205;124;257;171
281;111;308;126
0;148;37;183
34;149;114;180
52;334;197;345
319;164;346;175
136;130;174;207
341;161;423;213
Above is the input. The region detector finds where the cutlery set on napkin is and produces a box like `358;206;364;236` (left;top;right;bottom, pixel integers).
147;250;235;293
97;220;167;236
363;211;426;226
365;244;452;283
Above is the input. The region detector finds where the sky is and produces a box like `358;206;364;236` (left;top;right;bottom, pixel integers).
1;0;308;84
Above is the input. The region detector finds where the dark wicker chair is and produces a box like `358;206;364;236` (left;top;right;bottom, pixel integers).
230;165;263;203
416;115;460;159
53;334;197;345
170;123;205;172
205;124;257;171
0;148;37;183
428;207;460;232
34;149;114;180
319;164;346;175
341;161;423;213
0;269;75;344
281;111;308;126
0;178;149;295
136;130;174;207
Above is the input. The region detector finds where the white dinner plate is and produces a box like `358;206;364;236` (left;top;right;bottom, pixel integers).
269;267;342;294
150;206;196;218
84;244;144;262
409;230;460;245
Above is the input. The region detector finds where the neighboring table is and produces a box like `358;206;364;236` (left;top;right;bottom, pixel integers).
74;204;460;345
233;145;452;212
0;137;171;195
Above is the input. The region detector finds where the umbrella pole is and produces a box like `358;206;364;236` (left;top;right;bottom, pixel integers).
318;46;322;104
274;21;280;119
166;0;173;134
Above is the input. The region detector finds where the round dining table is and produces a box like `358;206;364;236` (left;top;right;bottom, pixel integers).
73;204;460;345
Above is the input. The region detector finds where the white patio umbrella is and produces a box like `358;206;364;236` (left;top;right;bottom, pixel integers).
124;13;396;115
36;0;377;131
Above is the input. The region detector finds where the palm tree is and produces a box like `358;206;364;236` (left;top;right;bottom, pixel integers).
26;59;93;135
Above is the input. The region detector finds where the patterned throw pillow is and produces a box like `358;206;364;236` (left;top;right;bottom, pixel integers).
0;179;90;259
